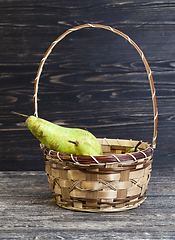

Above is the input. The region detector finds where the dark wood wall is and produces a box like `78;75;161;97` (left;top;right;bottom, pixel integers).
1;1;175;171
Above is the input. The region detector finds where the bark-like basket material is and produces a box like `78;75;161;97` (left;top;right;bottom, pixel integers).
33;24;158;212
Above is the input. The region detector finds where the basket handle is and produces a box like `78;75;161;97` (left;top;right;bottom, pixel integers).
33;23;158;149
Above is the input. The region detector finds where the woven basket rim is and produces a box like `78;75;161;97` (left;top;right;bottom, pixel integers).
41;137;153;166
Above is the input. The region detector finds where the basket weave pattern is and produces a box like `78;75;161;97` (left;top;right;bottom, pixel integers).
42;139;153;212
33;24;158;212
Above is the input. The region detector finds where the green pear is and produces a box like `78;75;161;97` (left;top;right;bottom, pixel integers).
127;141;142;153
25;115;103;156
68;140;100;156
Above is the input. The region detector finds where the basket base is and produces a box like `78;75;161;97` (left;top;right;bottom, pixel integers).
55;197;146;213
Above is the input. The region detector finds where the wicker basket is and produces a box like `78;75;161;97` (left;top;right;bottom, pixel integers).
33;24;158;212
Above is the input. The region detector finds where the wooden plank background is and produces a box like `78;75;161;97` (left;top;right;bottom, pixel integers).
0;0;175;174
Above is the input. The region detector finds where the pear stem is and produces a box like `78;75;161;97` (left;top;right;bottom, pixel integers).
11;111;29;118
134;141;142;152
68;140;79;147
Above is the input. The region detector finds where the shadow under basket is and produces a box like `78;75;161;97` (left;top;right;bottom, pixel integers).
41;138;153;212
33;24;158;212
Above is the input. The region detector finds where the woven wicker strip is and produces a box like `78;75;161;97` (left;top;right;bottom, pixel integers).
34;24;157;212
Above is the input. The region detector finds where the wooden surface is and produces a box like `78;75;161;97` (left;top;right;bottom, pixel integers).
0;171;175;239
0;1;175;239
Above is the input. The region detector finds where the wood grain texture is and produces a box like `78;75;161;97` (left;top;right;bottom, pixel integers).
0;171;174;239
1;2;175;239
0;0;175;173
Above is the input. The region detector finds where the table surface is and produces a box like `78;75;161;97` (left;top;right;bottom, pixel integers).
0;1;175;239
0;171;175;240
